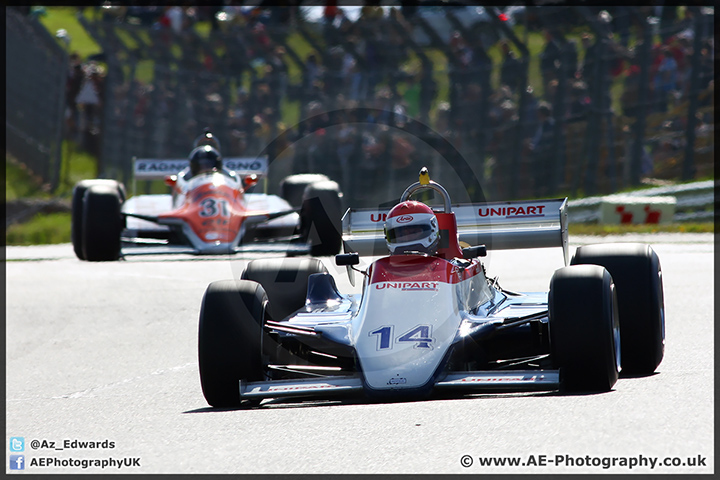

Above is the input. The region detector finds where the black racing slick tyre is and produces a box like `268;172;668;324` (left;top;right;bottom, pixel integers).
549;265;621;392
241;257;328;321
280;173;331;208
300;180;342;256
571;243;664;375
81;183;125;261
72;179;125;260
198;280;268;408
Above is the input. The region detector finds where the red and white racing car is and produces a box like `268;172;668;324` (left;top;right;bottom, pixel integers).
197;168;664;407
71;150;342;261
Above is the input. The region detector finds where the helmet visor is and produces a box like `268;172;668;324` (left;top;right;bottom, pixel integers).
386;224;433;244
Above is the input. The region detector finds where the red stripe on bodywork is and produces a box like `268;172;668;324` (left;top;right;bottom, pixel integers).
369;255;483;285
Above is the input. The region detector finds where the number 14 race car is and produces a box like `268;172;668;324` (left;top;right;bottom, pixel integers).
70;151;343;261
198;168;664;407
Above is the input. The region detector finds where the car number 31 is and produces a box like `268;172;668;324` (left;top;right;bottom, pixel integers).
199;198;230;218
369;325;435;350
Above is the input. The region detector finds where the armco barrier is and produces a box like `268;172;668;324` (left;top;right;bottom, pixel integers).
568;180;716;224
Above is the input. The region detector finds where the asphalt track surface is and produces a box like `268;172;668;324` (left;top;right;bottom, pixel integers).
6;233;714;474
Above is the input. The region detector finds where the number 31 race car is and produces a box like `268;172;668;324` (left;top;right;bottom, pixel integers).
198;168;664;407
71;151;343;261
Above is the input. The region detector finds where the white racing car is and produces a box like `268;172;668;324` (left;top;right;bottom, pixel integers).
71;151;343;260
198;168;664;407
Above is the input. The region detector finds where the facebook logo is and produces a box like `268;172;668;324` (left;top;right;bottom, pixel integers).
10;437;24;452
9;455;24;470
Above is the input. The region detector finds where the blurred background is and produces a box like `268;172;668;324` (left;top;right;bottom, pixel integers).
5;3;715;243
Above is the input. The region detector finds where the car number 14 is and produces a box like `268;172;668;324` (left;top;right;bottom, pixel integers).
369;325;434;350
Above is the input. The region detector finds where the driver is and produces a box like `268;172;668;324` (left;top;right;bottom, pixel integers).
188;144;223;178
384;200;439;256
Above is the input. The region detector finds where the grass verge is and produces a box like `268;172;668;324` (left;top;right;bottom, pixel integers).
6;213;72;245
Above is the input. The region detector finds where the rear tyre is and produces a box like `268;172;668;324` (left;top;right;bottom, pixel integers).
300;180;342;256
72;179;125;260
82;184;125;261
549;265;620;392
571;243;664;374
198;280;267;408
280;173;330;208
241;257;328;321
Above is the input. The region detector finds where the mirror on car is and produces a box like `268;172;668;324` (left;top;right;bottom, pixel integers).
462;245;487;259
335;252;360;266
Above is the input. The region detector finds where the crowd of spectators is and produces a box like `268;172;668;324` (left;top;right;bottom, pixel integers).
64;4;713;201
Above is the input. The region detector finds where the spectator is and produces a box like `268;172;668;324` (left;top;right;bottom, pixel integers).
303;53;323;97
165;6;185;34
539;29;561;94
610;6;631;47
654;47;678;112
568;80;591;121
659;6;679;44
418;64;437;124
562;38;579;80
697;40;714;93
75;62;104;152
499;41;522;93
488;99;518;199
398;72;419;120
520;86;540;140
525;102;555;196
579;33;596;85
65;53;84;139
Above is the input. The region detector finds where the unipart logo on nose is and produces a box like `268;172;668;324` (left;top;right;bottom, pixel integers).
375;282;438;291
397;215;413;223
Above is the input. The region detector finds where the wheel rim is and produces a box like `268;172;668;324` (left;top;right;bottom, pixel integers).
659;271;665;344
611;283;622;373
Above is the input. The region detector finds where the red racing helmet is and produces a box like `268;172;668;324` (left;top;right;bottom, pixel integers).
384;200;439;255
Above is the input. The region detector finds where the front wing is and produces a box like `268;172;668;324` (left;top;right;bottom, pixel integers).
239;370;560;401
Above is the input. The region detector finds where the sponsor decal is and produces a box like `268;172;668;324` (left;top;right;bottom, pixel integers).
370;213;388;223
458;375;545;383
478;205;546;218
374;282;439;291
396;215;413;223
135;160;188;173
224;159;266;172
249;384;336;393
134;157;268;176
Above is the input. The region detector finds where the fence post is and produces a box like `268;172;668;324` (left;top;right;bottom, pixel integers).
551;36;569;196
582;35;603;196
628;8;651;187
681;7;704;181
488;7;529;200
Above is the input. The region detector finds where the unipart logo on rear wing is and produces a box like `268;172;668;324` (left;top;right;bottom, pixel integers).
133;156;269;180
341;198;569;264
477;204;545;218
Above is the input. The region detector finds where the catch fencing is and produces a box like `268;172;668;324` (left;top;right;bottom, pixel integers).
6;6;715;213
5;7;67;191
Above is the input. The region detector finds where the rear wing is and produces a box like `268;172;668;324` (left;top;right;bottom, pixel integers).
132;156;269;180
342;198;569;265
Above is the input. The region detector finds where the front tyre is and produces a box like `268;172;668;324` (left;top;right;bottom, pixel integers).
280;173;331;208
241;257;328;321
72;179;125;260
300;180;342;256
198;280;267;408
82;184;124;261
571;243;664;375
549;265;620;392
